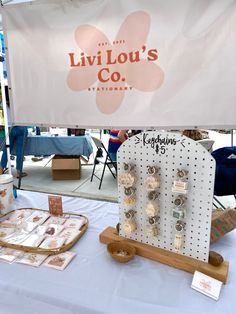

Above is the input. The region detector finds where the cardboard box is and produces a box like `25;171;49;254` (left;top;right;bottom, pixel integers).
52;155;81;180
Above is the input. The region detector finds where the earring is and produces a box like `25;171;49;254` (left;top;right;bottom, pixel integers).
118;163;136;188
146;190;160;217
172;195;187;219
172;169;188;194
144;165;160;237
124;187;136;206
123;221;137;234
147;166;157;175
148;215;159;225
123;162;133;172
147;190;159;201
146;216;159;237
146;225;159;237
145;166;160;191
124;209;136;219
145;201;159;217
122;209;137;234
174;220;185;253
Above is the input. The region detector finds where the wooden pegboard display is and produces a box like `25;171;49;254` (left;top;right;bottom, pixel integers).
117;131;216;262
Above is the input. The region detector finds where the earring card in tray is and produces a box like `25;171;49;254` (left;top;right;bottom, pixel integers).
0;208;88;255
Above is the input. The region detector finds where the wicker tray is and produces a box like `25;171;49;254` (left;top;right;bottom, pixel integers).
0;208;88;255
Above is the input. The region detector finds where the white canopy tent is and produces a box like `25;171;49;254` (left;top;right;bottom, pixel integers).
0;0;35;175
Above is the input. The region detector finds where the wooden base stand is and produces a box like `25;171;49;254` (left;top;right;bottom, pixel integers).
100;227;229;284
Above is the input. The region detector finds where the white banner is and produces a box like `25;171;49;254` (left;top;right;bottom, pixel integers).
2;0;236;128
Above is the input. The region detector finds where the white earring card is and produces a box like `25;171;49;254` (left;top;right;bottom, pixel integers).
117;131;215;262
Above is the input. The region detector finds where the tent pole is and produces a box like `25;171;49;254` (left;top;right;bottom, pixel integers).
1;1;14;6
0;46;12;175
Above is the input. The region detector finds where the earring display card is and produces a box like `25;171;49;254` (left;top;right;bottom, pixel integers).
43;251;76;271
0;222;17;229
7;209;33;224
64;217;86;229
4;222;37;245
0;227;16;239
43;216;67;226
39;237;66;249
59;228;81;245
0;248;23;263
37;224;64;237
16;252;49;267
117;131;215;262
21;234;45;247
26;211;50;225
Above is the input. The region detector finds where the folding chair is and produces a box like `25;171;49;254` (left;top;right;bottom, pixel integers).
90;136;117;189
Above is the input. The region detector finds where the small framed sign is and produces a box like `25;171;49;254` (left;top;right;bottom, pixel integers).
48;195;63;216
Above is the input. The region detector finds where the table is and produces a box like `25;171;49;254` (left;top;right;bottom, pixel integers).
0;190;235;314
0;134;93;158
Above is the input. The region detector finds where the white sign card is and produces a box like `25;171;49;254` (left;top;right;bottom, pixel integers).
191;271;223;301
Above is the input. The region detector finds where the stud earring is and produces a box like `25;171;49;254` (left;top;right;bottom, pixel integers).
145;166;160;191
147;190;159;201
123;162;133;172
147;165;158;175
148;215;159;225
174;195;186;207
124;209;136;220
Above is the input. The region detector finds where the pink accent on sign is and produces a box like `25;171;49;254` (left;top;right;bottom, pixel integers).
67;11;164;114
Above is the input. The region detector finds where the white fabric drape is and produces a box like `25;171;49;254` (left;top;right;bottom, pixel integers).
2;0;236;128
0;189;234;314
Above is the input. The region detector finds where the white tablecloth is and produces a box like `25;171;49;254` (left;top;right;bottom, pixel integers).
0;190;235;314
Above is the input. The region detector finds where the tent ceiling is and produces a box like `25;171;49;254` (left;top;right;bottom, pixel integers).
0;0;35;30
2;0;33;4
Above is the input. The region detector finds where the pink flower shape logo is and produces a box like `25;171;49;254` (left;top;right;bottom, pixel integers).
67;11;164;114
